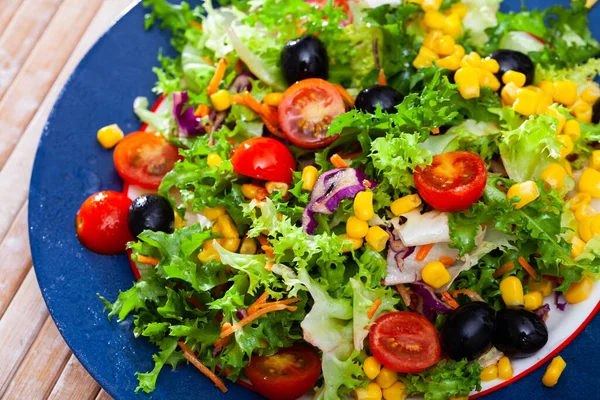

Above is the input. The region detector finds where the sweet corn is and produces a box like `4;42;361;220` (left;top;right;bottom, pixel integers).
203;206;226;221
578;168;600;197
542;356;566;387
460;52;481;68
216;214;238;238
347;216;369;239
591;150;600;171
498;357;513;380
437;54;461;71
421;0;442;11
240;237;257;254
210;89;231;112
97;124;124;149
363;356;381;380
366;226;390;253
480;365;498;382
447;2;468;18
198;241;220;263
553;81;578;106
571;99;593;124
538;81;556;97
263;92;283;107
536;90;553;114
391;194;422;216
342;234;364;252
556;135;574;159
212;222;222;235
564;276;594;304
500;276;524;307
301;166;319;191
382;381;407;400
423;10;446;30
579;216;594;242
413;46;439;69
477;68;501;92
524;291;543;311
541;163;567;190
507;181;540;209
354;191;375;221
570;192;592;210
455;66;480;99
563;119;581;141
573;202;596;221
241;183;264;200
375;368;398;389
565;160;573;177
443;14;462;38
513;89;539;116
207;153;223;167
501;82;519;106
545;108;567;134
216;237;240;252
570;235;586;259
265;181;289;196
452;44;466;59
354;382;383;400
502;70;526;87
174;212;186;229
423;30;444;50
480;57;500;74
581;84;600;104
435;34;455;56
526;276;554;297
422;261;451;289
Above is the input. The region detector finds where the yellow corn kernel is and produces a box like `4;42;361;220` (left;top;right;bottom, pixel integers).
541;163;567;190
502;70;526;88
203;206;226;221
507;181;540;209
422;261;451;289
210;89;231;112
536;90;553;114
216;214;238;239
513;89;540;116
542;356;567;387
501;82;519;106
216;237;240;252
524;291;543;311
265;181;289;197
443;14;462;38
239;237;258;254
526;276;554;297
347;216;370;239
579;216;594;242
422;0;442;11
263;92;283;107
435;34;456;56
500;276;524;307
480;58;500;74
591;150;600;171
477;68;501;92
423;30;444;50
452;44;466;59
556;135;574;159
437;54;461;71
423;10;446;30
363;356;381;380
241;183;263;200
460;52;482;68
354;191;374;221
570;235;586;259
574;202;597;221
97;124;124;149
581;84;600;104
563;119;581;141
578;168;600;197
447;2;468;18
455;67;480;99
301;166;319;191
207;153;223;167
564;277;594;304
342;234;364;252
391;194;422;216
382;381;407;400
198;241;220;263
413;46;440;69
480;365;498;382
545;108;567;134
375;368;398;390
571;99;593;124
565;160;573;177
212;221;222;235
570;192;592;210
498;357;513;380
553;81;578;106
365;226;390;253
355;382;383;400
538;81;556;97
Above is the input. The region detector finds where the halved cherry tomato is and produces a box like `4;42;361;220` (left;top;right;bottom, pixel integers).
369;312;441;373
278;78;345;149
413;151;487;212
231;137;296;183
245;345;321;400
113;131;180;190
75;191;133;255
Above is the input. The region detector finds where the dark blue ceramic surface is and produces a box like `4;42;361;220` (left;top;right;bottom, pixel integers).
28;0;599;399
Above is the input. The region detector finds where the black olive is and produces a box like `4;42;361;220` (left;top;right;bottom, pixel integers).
281;35;329;85
489;50;535;86
355;85;404;114
128;194;174;238
440;302;496;361
493;308;548;358
592;101;600;124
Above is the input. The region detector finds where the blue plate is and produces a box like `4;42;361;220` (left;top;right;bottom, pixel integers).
29;1;600;399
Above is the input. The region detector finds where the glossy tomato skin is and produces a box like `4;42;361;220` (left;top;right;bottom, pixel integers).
245;345;321;400
113;131;180;190
414;151;487;212
231;137;296;183
75;191;134;255
369;312;441;373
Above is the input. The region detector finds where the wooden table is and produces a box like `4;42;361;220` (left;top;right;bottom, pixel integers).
0;1;137;398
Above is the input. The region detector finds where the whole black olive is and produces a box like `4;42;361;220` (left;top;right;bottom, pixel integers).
281;35;329;85
489;50;535;86
440;302;496;361
592;101;600;124
493;308;548;358
355;85;404;114
128;194;174;238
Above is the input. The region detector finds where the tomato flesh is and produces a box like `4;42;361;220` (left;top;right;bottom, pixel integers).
278;78;345;149
369;312;441;373
245;345;321;400
231;137;296;183
113;131;180;190
414;151;487;212
75;191;134;255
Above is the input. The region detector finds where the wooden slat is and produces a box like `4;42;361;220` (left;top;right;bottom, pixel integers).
1;317;72;399
48;354;101;400
95;389;114;400
0;0;25;38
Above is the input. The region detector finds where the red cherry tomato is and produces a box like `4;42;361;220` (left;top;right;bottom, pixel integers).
369;312;441;374
306;0;353;25
113;131;180;190
231;137;296;183
414;151;487;212
75;191;133;255
278;78;345;149
245;345;321;400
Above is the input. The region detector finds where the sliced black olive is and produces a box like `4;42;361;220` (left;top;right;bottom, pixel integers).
489;50;535;86
355;85;404;114
592;101;600;124
281;35;329;85
440;302;496;361
128;194;174;238
493;308;548;358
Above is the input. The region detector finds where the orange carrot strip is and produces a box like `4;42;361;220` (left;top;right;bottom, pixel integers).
207;59;227;95
194;104;210;118
231;93;282;132
248;291;269;315
136;255;160;266
441;292;459;309
330;154;349;168
518;256;539;280
265;261;274;271
253;298;301;309
190;21;203;31
334;84;355;106
220;304;297;338
235;59;244;75
431;127;440;135
214;323;232;347
178;341;227;393
416;243;434;262
439;256;455;266
396;284;411;307
493;261;515;279
202;56;215;66
367;299;382;319
378;69;387;86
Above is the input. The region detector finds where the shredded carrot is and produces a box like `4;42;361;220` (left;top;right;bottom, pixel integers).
265;261;274;271
230;92;284;137
431;127;440;135
207;59;228;95
214;323;232;348
178;341;227;393
367;299;382;319
202;56;215;66
378;69;387;86
190;21;203;31
235;59;244;75
396;284;411;307
448;289;484;302
416;243;434;262
220;304;297;338
297;27;308;35
334;84;355;106
441;292;460;309
439;256;455;266
253;298;301;310
248;291;269;315
136;255;160;266
194;104;210;118
493;261;515;279
518;256;539;280
330;153;350;168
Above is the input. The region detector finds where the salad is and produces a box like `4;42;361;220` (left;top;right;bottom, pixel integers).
73;0;600;399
